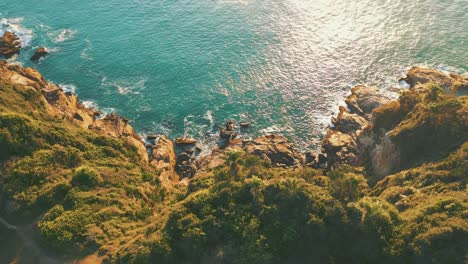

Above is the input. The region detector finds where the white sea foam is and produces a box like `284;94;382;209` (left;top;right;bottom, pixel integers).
80;39;93;60
100;107;117;117
80;101;115;119
0;17;34;47
205;110;215;131
101;76;146;95
5;54;21;65
58;84;77;94
48;28;76;43
259;124;293;135
81;100;98;110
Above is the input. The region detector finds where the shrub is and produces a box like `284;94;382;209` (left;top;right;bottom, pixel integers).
38;206;94;251
71;167;102;190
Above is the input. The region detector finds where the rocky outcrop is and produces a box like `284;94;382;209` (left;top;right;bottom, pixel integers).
322;85;388;169
332;106;368;133
31;47;49;61
322;130;359;167
244;135;304;167
150;135;178;182
175;151;197;179
345;85;391;119
175;137;197;145
323;67;468;180
0;61;148;163
402;67;468;95
0;31;21;58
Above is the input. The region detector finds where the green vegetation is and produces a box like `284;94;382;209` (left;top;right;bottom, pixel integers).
71;167;102;190
0;73;466;263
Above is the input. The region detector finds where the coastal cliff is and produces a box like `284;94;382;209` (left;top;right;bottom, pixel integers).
0;61;467;263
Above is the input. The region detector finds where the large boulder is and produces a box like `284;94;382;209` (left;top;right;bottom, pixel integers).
175;137;197;145
151;136;176;170
332;106;369;134
322;130;359;167
151;136;178;182
31;47;49;61
243;135;304;167
345;85;390;119
0;31;21;58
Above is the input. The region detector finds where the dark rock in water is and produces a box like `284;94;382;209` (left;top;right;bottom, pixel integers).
226;120;235;131
147;134;158;141
175;137;197;145
31;47;49;61
220;130;237;140
240;122;249;128
0;31;21;58
219;120;238;140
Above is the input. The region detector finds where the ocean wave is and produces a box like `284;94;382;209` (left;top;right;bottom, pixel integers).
101;76;146;95
80;100;116;119
0;17;34;47
80;39;93;60
258;124;293;135
58;84;76;94
205;110;215;131
5;54;21;65
100;107;117;117
81;100;98;110
48;28;76;43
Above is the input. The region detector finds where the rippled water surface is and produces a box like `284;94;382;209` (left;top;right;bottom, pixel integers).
1;0;467;150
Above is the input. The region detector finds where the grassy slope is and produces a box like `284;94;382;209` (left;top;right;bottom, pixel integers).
0;72;466;263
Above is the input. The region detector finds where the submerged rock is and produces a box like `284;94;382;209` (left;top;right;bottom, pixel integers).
31;47;49;61
0;31;21;58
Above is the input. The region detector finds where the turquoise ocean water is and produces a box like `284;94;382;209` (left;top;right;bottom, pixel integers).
0;0;467;151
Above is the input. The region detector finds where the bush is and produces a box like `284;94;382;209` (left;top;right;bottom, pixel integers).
329;172;369;204
71;167;102;190
38;206;94;251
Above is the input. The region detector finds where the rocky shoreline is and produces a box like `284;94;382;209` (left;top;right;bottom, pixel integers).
1;57;466;185
1;28;467;183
